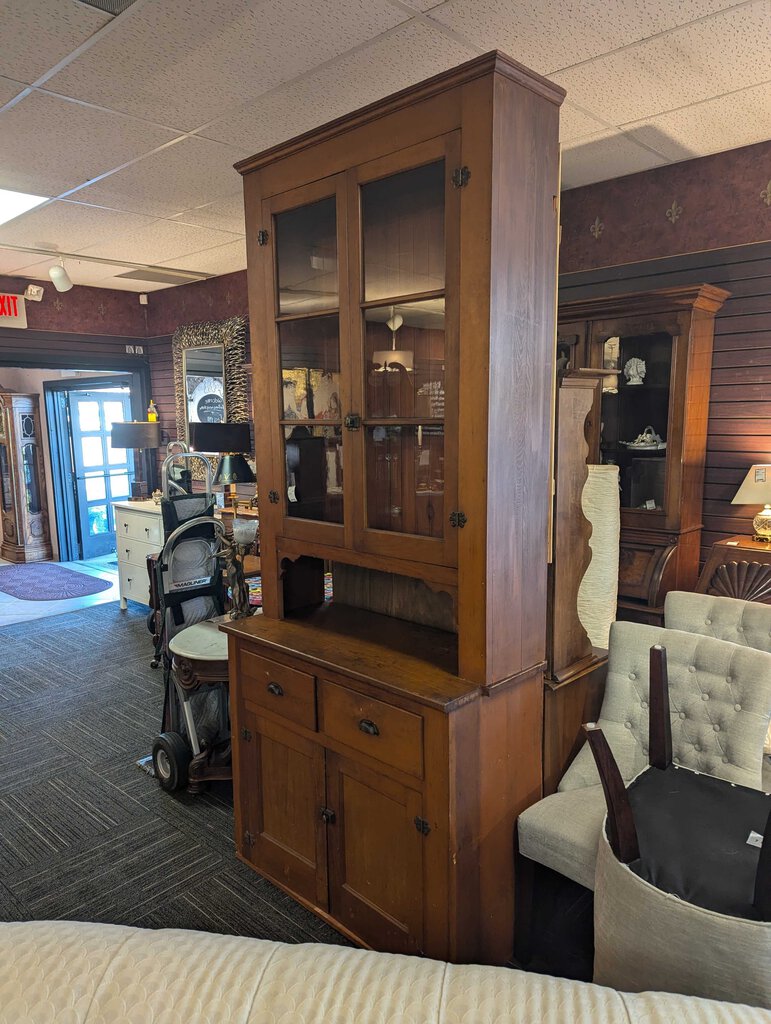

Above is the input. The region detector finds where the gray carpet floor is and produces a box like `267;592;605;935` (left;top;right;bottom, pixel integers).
0;601;348;946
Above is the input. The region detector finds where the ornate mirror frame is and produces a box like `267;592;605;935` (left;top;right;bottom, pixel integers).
172;316;249;477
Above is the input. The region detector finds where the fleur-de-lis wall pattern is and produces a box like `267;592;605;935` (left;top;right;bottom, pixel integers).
666;200;682;224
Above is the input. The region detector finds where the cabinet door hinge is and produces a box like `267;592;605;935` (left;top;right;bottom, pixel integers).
240;727;252;741
268;490;280;504
451;166;471;189
343;413;361;431
414;816;431;836
257;229;269;246
320;806;337;824
449;510;467;528
243;830;255;847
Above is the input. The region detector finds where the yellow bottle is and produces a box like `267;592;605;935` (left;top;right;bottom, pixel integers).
147;399;158;422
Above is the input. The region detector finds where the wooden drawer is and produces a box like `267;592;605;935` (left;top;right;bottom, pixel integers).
118;564;150;606
618;540;675;603
118;536;159;568
319;681;423;778
240;650;317;731
117;512;162;546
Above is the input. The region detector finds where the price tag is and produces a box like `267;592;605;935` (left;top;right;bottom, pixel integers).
747;831;764;848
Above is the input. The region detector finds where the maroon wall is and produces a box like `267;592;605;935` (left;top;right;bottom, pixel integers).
560;139;771;275
0;274;145;338
145;270;247;337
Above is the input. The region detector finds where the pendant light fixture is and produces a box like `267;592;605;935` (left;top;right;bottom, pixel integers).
48;259;73;293
374;307;413;372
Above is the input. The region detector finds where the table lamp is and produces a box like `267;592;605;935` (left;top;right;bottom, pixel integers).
111;420;161;500
731;464;771;541
190;421;255;511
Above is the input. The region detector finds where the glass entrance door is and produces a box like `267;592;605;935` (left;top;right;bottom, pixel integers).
70;389;133;559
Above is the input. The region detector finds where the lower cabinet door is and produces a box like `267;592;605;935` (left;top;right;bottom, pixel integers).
239;709;328;910
326;751;424;954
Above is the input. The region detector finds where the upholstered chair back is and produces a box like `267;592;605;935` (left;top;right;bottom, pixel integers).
559;620;771;793
664;590;771;653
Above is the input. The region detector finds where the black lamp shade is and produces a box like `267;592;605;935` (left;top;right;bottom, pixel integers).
213;453;256;485
190;421;251;453
111;420;161;449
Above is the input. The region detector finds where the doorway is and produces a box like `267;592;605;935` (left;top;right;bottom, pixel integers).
45;373;149;562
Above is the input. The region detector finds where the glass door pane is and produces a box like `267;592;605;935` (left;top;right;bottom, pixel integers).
364;300;445;419
600;331;673;513
358;156;448;543
362;161;445;301
272;184;345;530
276;196;338;315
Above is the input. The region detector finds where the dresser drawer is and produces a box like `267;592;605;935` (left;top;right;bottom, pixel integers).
118;564;150;606
116;512;162;546
118;537;159;568
240;650;317;731
319;681;423;778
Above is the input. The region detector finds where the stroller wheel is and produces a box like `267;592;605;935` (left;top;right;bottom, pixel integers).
152;732;191;792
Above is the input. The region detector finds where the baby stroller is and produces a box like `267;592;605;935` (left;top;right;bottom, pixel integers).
150;453;231;792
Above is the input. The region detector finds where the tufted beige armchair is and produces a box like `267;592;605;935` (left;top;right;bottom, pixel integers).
664;590;771;788
516;620;771;907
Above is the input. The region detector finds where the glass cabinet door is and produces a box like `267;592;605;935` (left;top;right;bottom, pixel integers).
350;137;459;565
598;329;674;515
267;178;349;541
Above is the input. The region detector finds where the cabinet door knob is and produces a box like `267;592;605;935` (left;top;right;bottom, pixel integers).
358;718;379;737
267;682;284;697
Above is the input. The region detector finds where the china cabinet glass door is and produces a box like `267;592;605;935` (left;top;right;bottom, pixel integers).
349;136;460;566
266;175;350;545
596;324;677;520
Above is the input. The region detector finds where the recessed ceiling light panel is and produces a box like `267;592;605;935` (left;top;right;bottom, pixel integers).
0;189;48;228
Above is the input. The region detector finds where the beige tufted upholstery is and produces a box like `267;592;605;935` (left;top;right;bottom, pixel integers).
0;920;768;1023
561;621;771;793
665;591;771;654
665;591;771;775
518;620;771;892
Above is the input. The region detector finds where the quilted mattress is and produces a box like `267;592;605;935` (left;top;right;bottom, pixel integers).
0;920;769;1023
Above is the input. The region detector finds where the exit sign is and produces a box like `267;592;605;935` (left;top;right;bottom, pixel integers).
0;294;27;328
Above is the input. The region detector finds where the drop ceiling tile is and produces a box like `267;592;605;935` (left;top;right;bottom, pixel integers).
397;0;445;9
0;76;26;107
169;194;246;235
560;128;668;189
0;248;38;275
560;103;611;143
68;136;244;218
78;219;242;265
428;0;744;74
552;0;771;126
2;256;172;291
202;19;474;151
0;91;178;197
46;0;408;132
620;83;771;164
159;238;247;276
0;200;155;252
0;0;110;84
427;0;613;75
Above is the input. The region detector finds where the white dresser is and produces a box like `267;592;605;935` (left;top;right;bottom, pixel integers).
113;499;163;609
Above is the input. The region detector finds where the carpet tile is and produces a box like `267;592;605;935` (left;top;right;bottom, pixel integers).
0;602;348;948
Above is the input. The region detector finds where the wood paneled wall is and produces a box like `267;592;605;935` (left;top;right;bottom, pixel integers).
559;240;771;565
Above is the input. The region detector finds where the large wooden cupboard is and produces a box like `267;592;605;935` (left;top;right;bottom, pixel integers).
223;51;564;965
558;286;729;623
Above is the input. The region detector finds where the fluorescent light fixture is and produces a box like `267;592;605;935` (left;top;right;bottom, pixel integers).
0;188;48;228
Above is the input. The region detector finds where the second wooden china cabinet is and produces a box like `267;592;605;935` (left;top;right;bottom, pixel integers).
223;51;564;965
558;285;729;623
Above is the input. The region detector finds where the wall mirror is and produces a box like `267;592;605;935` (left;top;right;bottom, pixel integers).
173;314;249;449
183;345;226;430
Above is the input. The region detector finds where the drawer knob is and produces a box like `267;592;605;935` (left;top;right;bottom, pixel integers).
125;548;130;554
358;718;379;737
267;682;284;697
144;527;150;534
